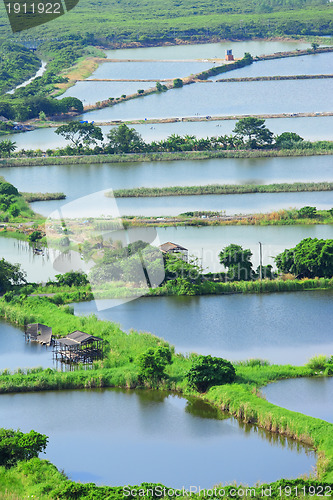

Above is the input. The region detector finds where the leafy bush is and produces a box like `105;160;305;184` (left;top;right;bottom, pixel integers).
186;355;236;392
0;428;48;468
306;354;329;371
173;78;183;88
138;346;172;382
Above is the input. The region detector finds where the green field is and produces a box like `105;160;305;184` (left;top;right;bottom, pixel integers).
0;0;332;42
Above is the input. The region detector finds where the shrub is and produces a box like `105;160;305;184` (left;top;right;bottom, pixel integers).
306;354;329;371
138;346;172;382
173;78;183;88
186;355;236;392
0;428;48;468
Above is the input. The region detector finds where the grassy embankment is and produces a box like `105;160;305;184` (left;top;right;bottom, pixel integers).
25;275;333;303
0;296;333;498
112;182;333;198
51;47;106;97
1;146;333;168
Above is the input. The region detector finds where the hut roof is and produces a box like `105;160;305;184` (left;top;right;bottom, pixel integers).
159;241;188;252
26;323;52;335
26;323;52;345
57;330;103;346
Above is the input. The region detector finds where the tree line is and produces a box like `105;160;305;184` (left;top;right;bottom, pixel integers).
41;120;312;158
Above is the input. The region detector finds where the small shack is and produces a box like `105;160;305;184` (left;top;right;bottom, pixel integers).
25;323;53;346
225;49;234;61
53;330;103;364
159;242;188;262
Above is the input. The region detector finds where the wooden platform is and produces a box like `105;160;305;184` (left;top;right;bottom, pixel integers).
25;323;53;346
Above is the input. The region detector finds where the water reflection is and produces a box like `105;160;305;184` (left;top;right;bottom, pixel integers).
0;388;315;487
0;320;54;371
74;291;333;365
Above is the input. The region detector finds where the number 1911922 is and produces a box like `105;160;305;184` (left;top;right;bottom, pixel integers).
6;2;61;13
278;486;332;496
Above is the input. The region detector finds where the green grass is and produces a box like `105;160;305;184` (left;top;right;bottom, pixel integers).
111;182;333;198
1;0;332;42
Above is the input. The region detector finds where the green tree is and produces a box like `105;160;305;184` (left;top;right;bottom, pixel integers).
0;428;48;468
54;271;89;287
138;346;172;382
233;117;273;148
0;139;17;157
311;42;319;51
173;78;183;88
107;124;145;153
219;244;254;281
298;206;317;218
55;122;103;147
164;253;201;282
8;203;20;217
275;132;304;149
0;259;26;292
275;238;333;278
186;355;236;392
28;230;42;242
255;264;275;279
60;96;84;113
156;82;167;92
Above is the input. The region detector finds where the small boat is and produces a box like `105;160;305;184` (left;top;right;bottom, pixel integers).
33;248;44;255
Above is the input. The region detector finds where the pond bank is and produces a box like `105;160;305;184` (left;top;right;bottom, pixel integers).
0;297;332;483
1;148;332;168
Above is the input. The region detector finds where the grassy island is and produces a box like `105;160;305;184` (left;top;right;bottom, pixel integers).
0;296;332;498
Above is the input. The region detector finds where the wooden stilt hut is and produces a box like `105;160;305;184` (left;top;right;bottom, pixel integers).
53;330;103;364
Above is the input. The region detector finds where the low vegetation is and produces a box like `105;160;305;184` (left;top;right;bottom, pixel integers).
21;192;66;202
111;182;333;198
0;0;331;42
0;42;41;94
0;176;37;222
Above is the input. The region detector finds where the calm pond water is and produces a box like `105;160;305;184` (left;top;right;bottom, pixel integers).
0;237;89;282
60;81;154;106
0;388;315;487
88;61;214;80
79;79;333;122
29;189;333;218
74;290;333;365
0;320;53;371
1;156;332;216
262;378;333;423
105;40;311;60
211;52;333;79
112;191;333;217
4;116;333;149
